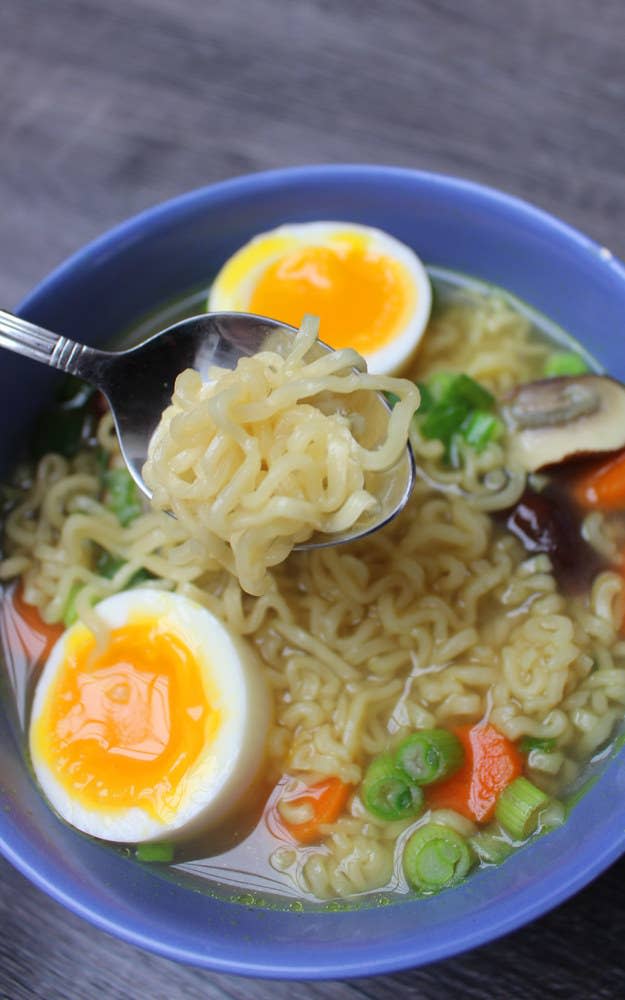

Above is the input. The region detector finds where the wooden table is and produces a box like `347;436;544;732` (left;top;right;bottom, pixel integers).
2;1;625;996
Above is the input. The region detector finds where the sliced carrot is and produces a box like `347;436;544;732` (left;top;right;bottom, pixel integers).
572;449;625;512
426;723;523;824
273;776;352;844
11;585;63;664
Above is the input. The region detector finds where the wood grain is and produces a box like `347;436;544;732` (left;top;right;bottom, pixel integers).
1;0;625;996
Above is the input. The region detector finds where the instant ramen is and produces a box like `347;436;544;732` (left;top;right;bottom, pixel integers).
1;259;624;905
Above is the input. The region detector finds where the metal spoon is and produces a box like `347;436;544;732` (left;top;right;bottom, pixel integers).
0;309;415;548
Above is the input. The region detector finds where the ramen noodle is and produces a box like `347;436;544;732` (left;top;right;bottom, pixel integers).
143;315;420;595
2;278;624;903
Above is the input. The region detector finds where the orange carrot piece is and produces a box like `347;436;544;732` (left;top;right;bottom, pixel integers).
12;585;63;664
276;776;352;844
572;449;625;512
426;723;523;824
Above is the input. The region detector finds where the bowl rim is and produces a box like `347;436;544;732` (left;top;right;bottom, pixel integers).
4;163;625;979
15;164;625;316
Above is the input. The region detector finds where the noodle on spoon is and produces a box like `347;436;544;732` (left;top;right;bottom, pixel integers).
143;317;420;594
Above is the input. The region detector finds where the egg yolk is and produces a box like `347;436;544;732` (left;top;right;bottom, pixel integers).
249;235;416;355
31;621;218;822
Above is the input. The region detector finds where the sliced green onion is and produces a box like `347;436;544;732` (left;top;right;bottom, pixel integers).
427;371;459;403
403;823;473;892
417;373;498;463
519;736;557;754
62;583;84;628
460;410;503;452
495;777;550;839
544;351;589;377
421;400;471;446
135;842;175;863
62;583;101;627
426;371;494;411
446;373;494;410
469;829;513;866
103;468;142;526
446;433;464;469
361;753;423;821
395;729;464;786
384;391;400;409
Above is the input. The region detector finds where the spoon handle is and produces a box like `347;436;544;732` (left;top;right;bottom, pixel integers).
0;309;103;382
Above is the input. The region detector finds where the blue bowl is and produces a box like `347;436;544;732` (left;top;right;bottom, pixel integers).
2;166;625;979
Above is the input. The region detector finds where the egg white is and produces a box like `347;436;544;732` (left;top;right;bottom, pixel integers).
208;221;432;375
29;589;271;844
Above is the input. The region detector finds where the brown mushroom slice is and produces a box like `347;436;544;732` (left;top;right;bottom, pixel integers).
503;375;625;472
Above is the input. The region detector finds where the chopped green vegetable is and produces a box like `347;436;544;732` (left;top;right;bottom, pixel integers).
460;410;503;452
469;829;514;866
427;371;460;403
495;776;550;839
384;392;400;409
544;351;589;377
103;468;142;526
421;400;469;448
135;842;175;863
62;582;84;627
416;372;499;463
403;822;474;892
61;583;102;627
519;736;557;754
361;753;423;821
446;433;464;470
447;373;494;411
395;729;464;786
426;371;494;411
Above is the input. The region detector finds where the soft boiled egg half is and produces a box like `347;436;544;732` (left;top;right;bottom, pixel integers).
208;221;432;375
29;589;270;844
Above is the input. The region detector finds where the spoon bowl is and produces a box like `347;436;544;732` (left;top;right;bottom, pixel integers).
0;308;415;549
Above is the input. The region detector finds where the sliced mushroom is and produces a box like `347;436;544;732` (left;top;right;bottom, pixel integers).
500;485;607;593
503;375;625;472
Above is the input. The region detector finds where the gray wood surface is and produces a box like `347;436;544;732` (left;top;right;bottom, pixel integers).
1;0;625;996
